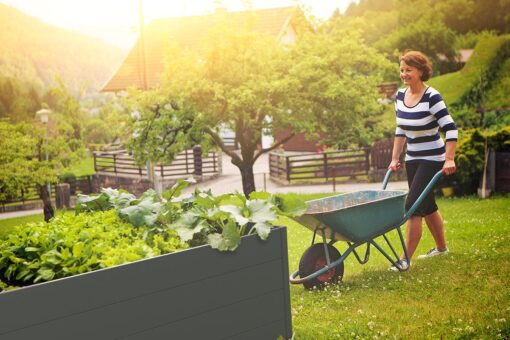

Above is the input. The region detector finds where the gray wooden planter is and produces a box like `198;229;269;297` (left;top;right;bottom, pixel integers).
0;227;292;340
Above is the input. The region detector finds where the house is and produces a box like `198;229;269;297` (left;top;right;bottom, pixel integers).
102;6;297;92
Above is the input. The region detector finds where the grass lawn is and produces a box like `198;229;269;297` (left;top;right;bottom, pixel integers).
279;195;510;339
62;156;95;177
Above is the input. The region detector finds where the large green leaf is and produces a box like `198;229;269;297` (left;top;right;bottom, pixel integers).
251;222;271;240
76;193;111;212
219;205;249;226
247;199;277;223
119;198;162;227
162;178;194;201
171;211;209;242
271;194;307;217
207;220;241;251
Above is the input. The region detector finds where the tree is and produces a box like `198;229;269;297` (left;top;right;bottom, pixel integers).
0;77;41;122
0;122;75;221
128;22;393;196
0;80;84;221
375;13;457;74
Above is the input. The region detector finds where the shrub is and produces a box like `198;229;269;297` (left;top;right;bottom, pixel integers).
453;126;510;194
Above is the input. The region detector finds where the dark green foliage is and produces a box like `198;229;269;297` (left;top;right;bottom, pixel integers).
0;77;41;122
453;126;510;194
345;0;510;34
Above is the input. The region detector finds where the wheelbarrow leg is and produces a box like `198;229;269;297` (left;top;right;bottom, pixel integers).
369;239;408;271
383;234;399;260
348;242;370;264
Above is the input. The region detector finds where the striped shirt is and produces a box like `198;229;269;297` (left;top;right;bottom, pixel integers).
395;86;458;162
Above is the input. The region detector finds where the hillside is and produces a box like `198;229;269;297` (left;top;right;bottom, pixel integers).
375;35;510;135
428;35;510;107
0;3;125;93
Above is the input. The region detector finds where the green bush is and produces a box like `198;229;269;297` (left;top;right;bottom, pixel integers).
453;126;510;194
0;210;187;287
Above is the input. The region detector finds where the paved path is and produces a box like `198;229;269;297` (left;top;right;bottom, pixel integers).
0;209;43;220
181;152;408;195
1;153;408;219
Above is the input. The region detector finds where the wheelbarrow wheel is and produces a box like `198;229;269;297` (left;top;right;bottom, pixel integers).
299;243;343;290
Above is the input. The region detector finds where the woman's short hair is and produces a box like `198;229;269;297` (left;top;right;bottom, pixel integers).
399;51;433;81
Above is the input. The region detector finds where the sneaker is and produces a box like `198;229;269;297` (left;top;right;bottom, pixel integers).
389;259;409;272
417;248;449;259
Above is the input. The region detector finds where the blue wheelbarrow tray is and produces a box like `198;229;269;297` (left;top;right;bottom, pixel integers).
293;190;408;243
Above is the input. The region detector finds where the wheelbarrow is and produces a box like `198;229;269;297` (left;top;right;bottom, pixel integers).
289;169;444;289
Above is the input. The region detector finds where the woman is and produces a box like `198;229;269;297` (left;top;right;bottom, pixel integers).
388;51;457;271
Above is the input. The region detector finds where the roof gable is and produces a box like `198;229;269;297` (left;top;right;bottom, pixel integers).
102;6;295;92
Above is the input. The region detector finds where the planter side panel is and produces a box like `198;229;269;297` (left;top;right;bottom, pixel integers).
0;228;292;340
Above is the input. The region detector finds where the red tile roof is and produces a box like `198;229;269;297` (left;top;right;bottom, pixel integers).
102;6;295;92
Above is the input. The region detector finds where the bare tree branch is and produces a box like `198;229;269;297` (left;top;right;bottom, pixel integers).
253;132;295;162
205;127;243;165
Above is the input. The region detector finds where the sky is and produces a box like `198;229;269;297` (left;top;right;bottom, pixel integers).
1;0;357;50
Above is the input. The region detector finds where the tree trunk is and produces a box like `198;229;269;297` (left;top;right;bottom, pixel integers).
38;185;54;222
239;164;256;197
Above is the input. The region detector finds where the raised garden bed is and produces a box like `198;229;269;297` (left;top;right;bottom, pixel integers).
0;227;292;339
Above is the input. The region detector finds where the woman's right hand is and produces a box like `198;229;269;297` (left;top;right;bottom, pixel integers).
388;160;401;172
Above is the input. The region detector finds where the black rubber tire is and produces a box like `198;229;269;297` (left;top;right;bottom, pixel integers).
298;243;344;290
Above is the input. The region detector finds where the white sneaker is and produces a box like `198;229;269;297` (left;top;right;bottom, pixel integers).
417;247;449;259
389;259;409;272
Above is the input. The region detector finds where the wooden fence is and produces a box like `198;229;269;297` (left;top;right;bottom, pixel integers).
0;176;93;209
93;149;221;179
269;148;371;184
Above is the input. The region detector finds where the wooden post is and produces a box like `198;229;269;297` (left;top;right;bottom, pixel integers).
323;153;328;182
193;145;203;176
286;156;290;183
185;150;190;174
113;154;117;173
160;164;164;178
365;148;370;176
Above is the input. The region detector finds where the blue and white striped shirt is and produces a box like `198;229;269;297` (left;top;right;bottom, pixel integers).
395;86;458;162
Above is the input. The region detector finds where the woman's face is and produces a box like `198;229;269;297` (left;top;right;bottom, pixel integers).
400;60;423;86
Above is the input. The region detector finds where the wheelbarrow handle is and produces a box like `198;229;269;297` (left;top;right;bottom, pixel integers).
382;168;394;190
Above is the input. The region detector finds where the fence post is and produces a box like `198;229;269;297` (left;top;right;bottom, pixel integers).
113;154;117;173
286;156;290;183
160;164;164;178
193;145;203;177
324;152;328;182
185;150;190;174
87;175;92;194
365;148;370;176
93;154;97;172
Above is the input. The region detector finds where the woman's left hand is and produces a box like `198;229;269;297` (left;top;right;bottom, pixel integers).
443;159;456;175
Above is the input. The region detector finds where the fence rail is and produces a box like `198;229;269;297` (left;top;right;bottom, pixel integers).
269;149;371;184
93;149;221;179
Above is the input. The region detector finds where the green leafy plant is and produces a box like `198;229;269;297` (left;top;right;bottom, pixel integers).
0;210;187;287
76;179;306;252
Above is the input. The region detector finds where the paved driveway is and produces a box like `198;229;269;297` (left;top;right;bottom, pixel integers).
181;152;408;195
